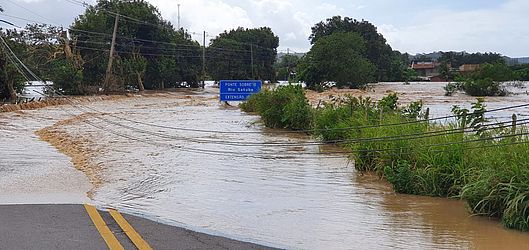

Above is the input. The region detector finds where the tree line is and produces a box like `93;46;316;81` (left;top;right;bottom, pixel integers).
3;1;528;102
0;0;279;101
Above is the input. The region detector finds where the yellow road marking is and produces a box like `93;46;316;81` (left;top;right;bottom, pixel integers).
84;204;124;250
109;208;153;250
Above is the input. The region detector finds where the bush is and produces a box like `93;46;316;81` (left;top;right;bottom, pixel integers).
242;88;529;232
50;59;85;95
240;85;312;130
463;78;507;96
447;63;514;96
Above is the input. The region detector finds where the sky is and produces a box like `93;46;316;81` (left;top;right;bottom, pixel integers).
1;0;528;57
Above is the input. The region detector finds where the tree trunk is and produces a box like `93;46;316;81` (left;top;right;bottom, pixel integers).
160;80;164;90
6;79;17;103
136;73;144;92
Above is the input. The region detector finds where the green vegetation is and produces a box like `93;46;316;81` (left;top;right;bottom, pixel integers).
275;54;300;82
242;86;529;232
309;16;407;82
512;64;529;81
0;28;28;101
444;63;517;96
72;0;202;91
207;27;279;81
438;51;504;68
240;85;311;130
297;32;375;90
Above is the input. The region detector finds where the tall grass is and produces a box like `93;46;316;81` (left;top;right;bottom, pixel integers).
241;87;529;232
240;85;312;130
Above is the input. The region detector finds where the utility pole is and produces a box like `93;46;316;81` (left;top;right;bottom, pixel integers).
104;13;119;92
286;48;290;81
250;44;254;79
177;4;180;30
202;30;205;88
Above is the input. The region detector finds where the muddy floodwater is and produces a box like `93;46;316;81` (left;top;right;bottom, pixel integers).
2;82;529;249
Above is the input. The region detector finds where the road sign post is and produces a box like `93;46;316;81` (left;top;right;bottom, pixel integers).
219;80;262;101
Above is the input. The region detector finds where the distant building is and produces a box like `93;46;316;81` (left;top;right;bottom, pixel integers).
429;75;447;82
459;64;480;74
411;62;441;77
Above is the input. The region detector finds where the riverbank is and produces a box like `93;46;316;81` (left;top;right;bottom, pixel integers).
242;84;529;232
0;94;130;113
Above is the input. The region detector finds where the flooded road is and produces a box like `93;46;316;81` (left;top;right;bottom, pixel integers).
0;109;91;204
2;83;529;249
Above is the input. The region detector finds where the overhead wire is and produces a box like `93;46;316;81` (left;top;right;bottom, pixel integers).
1;38;348;159
4;36;529;159
3;7;529;158
2;16;528;142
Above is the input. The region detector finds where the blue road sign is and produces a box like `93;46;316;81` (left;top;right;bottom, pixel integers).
219;80;262;101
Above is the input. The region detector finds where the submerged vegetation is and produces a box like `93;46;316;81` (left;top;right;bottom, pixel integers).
444;63;518;96
241;85;529;232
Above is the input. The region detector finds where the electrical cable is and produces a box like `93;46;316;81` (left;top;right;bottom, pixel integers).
2;16;523;158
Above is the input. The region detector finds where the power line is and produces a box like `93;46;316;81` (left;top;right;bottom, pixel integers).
1;38;348;159
3;11;529;155
7;35;529;159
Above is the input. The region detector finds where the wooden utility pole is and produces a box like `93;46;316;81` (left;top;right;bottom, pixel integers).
104;13;119;92
202;30;206;88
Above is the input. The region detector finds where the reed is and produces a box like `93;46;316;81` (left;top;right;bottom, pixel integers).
241;87;529;231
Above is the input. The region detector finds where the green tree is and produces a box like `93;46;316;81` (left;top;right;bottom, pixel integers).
414;55;433;62
0;28;28;102
511;64;529;81
449;63;516;96
71;0;201;91
297;32;375;90
275;54;299;81
439;60;451;80
438;51;504;68
122;49;147;91
207;27;279;81
309;16;397;81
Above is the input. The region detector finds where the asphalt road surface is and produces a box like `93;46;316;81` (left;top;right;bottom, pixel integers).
0;204;278;250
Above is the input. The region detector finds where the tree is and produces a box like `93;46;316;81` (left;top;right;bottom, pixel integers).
71;0;201;91
439;60;451;80
438;51;504;68
275;54;299;81
207;27;279;81
121;49;146;91
309;16;397;81
0;28;28;102
446;63;516;96
297;32;375;90
414;55;433;62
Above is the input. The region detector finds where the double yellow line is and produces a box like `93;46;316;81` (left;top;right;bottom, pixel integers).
84;204;152;250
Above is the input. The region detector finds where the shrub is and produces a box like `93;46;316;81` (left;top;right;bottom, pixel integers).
240;85;311;130
463;78;507;96
242;88;529;232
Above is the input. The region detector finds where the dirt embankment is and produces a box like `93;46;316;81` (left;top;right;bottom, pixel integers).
31;91;217;197
0;95;130;113
35;113;102;198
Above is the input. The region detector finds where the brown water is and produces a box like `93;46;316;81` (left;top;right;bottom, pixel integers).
2;84;529;249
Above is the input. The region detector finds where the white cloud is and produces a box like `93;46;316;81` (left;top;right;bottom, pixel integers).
378;0;529;57
146;0;253;42
4;0;529;56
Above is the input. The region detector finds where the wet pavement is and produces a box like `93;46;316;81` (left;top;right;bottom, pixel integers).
0;204;273;249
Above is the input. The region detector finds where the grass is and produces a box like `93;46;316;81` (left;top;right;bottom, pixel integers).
241;86;529;232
